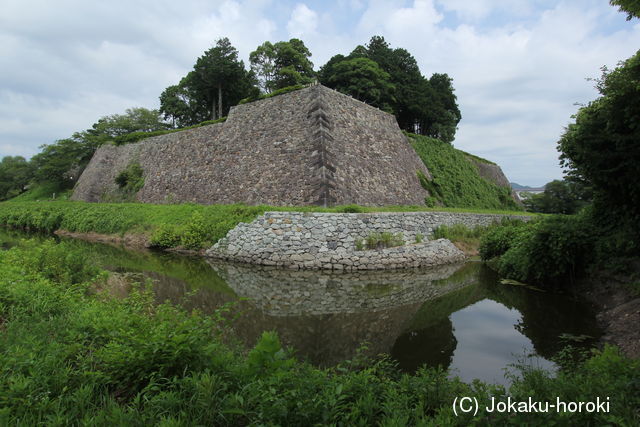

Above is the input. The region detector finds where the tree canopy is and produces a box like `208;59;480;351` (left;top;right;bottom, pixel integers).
522;179;592;214
0;156;33;200
557;49;640;225
250;39;315;93
318;36;461;142
610;0;640;20
161;38;257;126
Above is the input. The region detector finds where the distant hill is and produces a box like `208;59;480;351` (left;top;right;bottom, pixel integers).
511;182;544;191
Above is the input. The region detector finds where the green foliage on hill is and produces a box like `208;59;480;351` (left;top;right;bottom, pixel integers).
409;134;521;211
0;240;638;425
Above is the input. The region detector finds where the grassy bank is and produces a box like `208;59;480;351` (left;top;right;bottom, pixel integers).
0;239;638;425
0;200;533;251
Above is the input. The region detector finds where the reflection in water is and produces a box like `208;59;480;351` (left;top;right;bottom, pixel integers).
391;264;601;385
207;260;470;315
0;229;601;382
449;300;554;385
203;260;475;366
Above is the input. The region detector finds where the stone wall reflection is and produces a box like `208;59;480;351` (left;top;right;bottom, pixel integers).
206;260;471;315
145;260;477;367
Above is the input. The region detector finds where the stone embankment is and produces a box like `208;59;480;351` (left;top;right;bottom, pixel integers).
206;211;530;270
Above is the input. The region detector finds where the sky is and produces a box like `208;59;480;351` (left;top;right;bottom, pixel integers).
1;0;638;186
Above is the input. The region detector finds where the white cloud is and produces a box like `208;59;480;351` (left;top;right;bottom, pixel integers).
435;0;533;22
386;0;443;34
287;4;319;38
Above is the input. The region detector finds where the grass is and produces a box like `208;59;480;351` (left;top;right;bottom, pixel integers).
0;200;534;250
10;182;72;202
409;133;522;210
356;232;405;250
0;239;638;425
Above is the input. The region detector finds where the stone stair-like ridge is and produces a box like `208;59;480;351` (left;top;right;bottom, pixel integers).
307;86;337;207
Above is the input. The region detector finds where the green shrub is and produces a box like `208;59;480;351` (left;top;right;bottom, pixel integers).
424;196;437;207
181;211;209;250
433;223;487;241
149;224;182;249
238;84;305;105
112;117;227;145
245;331;295;376
479;220;530;260
337;204;364;213
4;240;100;286
114;162;144;195
484;215;596;289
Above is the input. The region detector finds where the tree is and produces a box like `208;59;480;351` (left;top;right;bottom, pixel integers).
159;79;210;127
558;50;640;223
324;57;395;110
610;0;640;20
190;37;255;120
522;179;591;214
250;38;315;92
421;73;461;143
249;41;278;93
162;38;257;124
319;36;461;142
0;156;34;200
272;38;315;89
88;107;168;138
30;137;96;189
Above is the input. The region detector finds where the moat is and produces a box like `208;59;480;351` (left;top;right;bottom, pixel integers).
0;229;601;386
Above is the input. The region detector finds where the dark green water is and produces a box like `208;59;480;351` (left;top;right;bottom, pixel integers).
0;229;601;385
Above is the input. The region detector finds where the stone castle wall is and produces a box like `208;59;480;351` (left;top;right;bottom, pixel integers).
72;85;429;206
206;211;531;270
